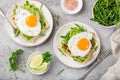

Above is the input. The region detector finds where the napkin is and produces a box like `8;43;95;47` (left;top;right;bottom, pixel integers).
100;29;120;80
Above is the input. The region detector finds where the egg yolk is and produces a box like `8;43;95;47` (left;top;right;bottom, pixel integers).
77;38;90;50
26;15;37;27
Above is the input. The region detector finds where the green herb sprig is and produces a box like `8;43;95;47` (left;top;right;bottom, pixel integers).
42;52;52;63
14;28;20;37
53;13;60;26
13;4;18;15
56;69;65;76
9;49;23;71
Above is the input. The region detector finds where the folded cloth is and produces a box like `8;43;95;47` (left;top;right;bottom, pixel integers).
100;29;120;80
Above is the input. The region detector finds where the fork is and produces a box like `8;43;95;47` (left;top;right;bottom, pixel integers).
79;49;111;80
0;8;15;31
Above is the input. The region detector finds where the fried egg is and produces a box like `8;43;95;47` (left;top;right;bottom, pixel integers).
15;8;41;36
68;32;93;57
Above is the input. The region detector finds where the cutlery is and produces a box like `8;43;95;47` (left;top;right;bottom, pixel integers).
0;8;15;31
79;49;111;80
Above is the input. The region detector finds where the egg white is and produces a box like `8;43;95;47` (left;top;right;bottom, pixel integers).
68;32;93;57
15;8;41;36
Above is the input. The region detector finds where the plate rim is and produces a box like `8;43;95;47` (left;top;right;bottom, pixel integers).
5;0;53;47
53;21;101;68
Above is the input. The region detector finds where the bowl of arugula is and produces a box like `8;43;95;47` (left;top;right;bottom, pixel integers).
91;0;120;29
27;51;52;75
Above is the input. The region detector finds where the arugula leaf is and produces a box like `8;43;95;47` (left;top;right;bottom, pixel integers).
13;4;18;15
14;28;20;37
58;48;66;56
56;69;64;76
39;4;46;30
42;52;52;63
72;56;88;63
55;15;60;26
91;38;98;51
91;38;96;48
39;31;45;36
53;13;60;26
21;34;34;42
22;1;39;16
9;49;23;71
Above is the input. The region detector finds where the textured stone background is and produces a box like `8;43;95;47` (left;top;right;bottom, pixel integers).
0;0;118;80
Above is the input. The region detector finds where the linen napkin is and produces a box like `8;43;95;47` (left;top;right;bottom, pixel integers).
100;29;120;80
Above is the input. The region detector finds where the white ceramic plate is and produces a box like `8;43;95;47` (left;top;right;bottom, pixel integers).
53;22;101;68
5;0;53;47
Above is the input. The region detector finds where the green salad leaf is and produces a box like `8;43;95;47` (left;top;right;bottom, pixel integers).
56;69;64;76
14;28;20;37
9;49;23;71
91;37;98;51
53;13;60;26
14;28;34;42
13;4;18;15
60;24;86;44
72;56;89;63
21;0;39;16
42;52;52;63
21;34;34;42
58;48;66;56
39;4;46;30
91;0;120;28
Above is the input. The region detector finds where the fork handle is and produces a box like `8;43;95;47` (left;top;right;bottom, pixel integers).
79;61;100;80
0;8;15;30
0;8;10;24
0;8;7;20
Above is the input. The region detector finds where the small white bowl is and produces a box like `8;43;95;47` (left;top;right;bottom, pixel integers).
27;52;50;75
61;0;83;14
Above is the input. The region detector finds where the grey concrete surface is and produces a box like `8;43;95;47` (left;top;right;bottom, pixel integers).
0;0;118;80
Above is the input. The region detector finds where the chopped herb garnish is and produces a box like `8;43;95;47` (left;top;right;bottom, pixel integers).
42;52;52;63
53;13;60;26
56;69;65;76
9;49;24;71
58;48;66;56
13;4;18;15
14;28;20;37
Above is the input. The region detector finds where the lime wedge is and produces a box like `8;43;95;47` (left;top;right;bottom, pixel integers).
32;62;48;73
29;54;43;68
